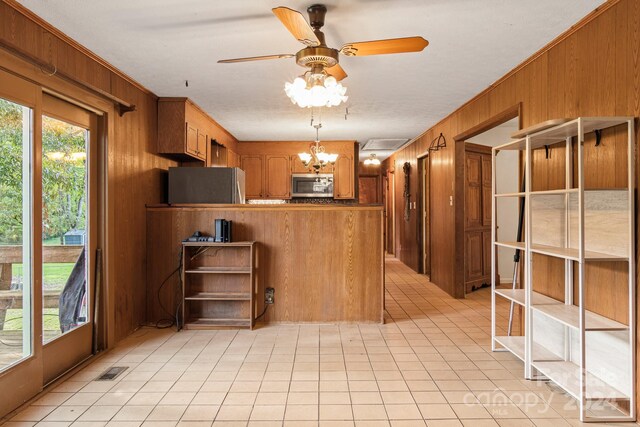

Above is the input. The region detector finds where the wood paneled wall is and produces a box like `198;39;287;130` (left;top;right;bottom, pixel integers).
0;0;177;344
383;0;639;298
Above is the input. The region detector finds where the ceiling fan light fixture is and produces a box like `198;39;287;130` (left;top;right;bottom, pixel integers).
284;71;348;108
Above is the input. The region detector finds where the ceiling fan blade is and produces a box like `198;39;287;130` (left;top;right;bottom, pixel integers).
217;54;294;64
272;6;320;47
340;36;429;57
326;64;347;81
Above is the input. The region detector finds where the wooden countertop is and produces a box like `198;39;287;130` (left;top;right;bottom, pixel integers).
147;203;384;211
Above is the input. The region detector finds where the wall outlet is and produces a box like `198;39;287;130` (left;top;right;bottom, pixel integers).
265;288;275;304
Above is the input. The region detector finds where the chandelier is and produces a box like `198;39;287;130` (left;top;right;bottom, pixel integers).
298;122;338;173
284;67;348;108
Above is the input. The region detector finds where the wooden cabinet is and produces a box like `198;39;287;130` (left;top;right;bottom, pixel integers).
158;97;238;163
241;154;291;199
186;123;199;157
241;155;264;199
265;155;290;199
237;141;357;200
333;155;354;199
158;99;209;161
290;155;310;174
197;131;208;159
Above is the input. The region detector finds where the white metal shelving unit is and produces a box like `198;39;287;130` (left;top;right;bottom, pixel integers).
490;117;636;422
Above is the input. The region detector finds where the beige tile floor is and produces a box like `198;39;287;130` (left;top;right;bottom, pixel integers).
2;258;634;427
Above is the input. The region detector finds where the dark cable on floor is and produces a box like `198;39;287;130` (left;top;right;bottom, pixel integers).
155;248;184;329
155;245;211;330
255;304;269;321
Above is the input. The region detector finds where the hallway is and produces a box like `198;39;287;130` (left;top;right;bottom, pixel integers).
4;259;600;426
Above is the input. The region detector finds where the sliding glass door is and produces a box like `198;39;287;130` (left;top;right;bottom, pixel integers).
0;69;102;410
41;94;97;383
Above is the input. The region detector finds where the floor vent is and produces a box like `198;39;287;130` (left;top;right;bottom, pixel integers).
96;366;128;381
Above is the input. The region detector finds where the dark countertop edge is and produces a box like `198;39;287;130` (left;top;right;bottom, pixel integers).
146;203;384;211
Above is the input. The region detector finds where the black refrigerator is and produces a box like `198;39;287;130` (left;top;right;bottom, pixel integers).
168;167;245;204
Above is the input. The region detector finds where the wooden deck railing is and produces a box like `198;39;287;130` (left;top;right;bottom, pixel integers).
0;245;82;329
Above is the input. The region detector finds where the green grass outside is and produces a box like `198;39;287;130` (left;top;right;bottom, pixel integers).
3;238;78;333
3;308;60;331
12;263;74;288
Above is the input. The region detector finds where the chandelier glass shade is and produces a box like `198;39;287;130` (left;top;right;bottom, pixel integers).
284;72;348;108
298;123;339;173
298;141;339;173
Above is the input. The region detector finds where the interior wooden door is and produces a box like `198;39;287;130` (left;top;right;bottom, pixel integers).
358;175;380;204
241;155;264;198
464;143;492;293
265;155;291;199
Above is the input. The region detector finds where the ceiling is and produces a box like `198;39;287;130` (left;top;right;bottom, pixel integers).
18;0;604;160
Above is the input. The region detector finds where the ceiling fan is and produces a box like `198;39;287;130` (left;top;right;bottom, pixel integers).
218;4;429;84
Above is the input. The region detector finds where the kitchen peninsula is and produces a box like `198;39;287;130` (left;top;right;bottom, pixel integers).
146;203;384;325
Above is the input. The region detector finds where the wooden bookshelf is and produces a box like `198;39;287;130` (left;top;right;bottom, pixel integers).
181;242;257;330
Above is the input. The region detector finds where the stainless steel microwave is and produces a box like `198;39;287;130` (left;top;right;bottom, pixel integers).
291;174;334;198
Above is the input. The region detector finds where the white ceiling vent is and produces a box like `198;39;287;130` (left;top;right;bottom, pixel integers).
361;139;409;151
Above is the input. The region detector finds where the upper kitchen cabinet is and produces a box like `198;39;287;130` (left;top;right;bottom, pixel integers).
237;141;357;200
333;155;354;199
240;155;264;199
158;97;238;162
265;155;291;199
240;154;291;199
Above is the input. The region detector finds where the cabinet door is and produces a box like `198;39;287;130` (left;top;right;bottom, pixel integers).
186;123;198;156
334;155;354;199
290;155;310;173
196;130;207;161
265;155;291;199
241;155;264;199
